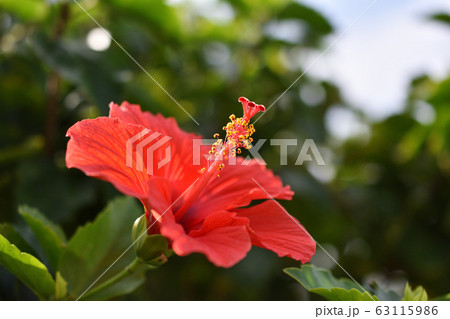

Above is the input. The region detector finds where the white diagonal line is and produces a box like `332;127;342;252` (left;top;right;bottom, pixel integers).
251;178;376;301
71;0;200;126
253;0;380;124
76;178;200;301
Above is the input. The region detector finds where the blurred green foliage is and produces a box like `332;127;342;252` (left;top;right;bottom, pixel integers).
0;0;449;300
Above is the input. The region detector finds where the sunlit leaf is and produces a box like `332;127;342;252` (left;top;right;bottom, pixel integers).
0;234;55;300
0;0;48;22
54;271;68;301
402;282;428;301
0;223;38;257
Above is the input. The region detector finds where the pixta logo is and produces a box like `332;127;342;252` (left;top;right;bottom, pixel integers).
126;129;172;175
192;138;325;166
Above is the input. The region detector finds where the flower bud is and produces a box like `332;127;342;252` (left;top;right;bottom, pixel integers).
132;215;172;266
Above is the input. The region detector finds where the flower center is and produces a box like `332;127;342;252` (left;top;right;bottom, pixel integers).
210;97;265;164
174;97;265;220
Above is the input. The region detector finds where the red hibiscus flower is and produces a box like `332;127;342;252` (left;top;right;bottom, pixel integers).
66;98;315;267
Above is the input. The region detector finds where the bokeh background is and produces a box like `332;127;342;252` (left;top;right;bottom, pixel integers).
1;0;449;300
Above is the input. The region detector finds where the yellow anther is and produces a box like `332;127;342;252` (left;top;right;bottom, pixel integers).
201;167;206;172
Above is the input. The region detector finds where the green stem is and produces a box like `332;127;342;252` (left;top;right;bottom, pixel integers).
80;258;142;301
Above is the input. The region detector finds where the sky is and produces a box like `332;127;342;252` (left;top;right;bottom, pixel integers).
299;0;450;120
100;0;450;124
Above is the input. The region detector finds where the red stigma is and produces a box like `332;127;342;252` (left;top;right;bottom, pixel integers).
238;97;265;121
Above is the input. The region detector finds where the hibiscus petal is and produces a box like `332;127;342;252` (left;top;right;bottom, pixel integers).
139;176;176;236
145;175;251;268
109;101;206;194
170;211;251;268
182;157;294;227
66;117;152;199
236;200;316;263
146;178;252;268
109;101;196;144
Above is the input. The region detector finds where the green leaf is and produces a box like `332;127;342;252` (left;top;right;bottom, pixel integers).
54;272;68;301
0;0;48;22
59;197;143;299
0;234;55;300
433;293;450;301
108;0;180;38
284;265;378;301
55;271;67;300
19;205;66;271
0;223;38;257
429;13;450;25
402;282;428;301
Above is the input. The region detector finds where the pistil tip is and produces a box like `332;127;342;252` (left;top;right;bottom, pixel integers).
238;96;265;121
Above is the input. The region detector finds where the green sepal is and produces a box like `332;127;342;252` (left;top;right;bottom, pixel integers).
132;214;170;266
